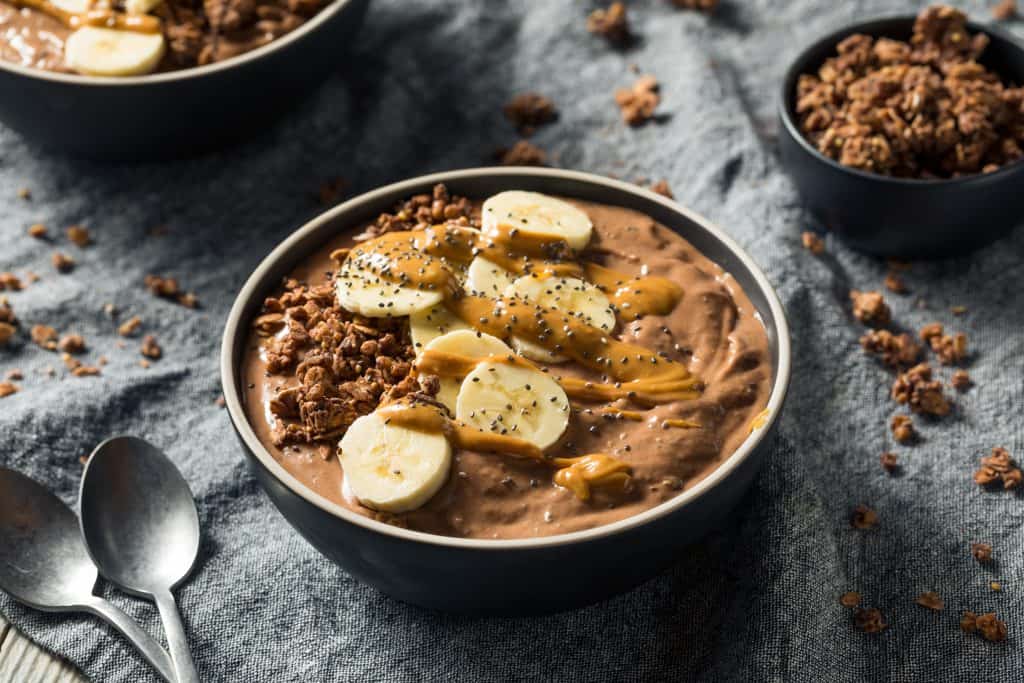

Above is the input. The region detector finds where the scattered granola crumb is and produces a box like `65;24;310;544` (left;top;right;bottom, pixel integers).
0;273;24;291
139;359;151;369
79;455;89;465
30;324;58;350
892;363;951;416
0;321;15;346
215;395;226;408
951;369;972;391
853;607;886;633
97;355;108;366
971;542;993;563
5;369;23;381
840;591;861;608
951;305;967;316
892;414;915;443
915;591;945;611
650;180;674;199
974;447;1022;490
57;334;86;354
587;2;631;45
140;334;163;360
317;177;348;206
993;0;1017;20
24;272;39;284
144;275;200;308
62;352;81;371
71;365;101;377
851;504;878;529
961;611;1007;642
0;381;18;398
503;92;558;135
17;187;31;200
880;451;899;473
991;581;1002;592
860;330;921;368
801;231;825;255
103;303;117;318
669;0;718;13
884;272;908;294
66;225;91;247
615;75;661;126
52;252;75;273
118;315;142;337
931;331;968;365
850;290;891;328
28;223;48;239
494;140;548;166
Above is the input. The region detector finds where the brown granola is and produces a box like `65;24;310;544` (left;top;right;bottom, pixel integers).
951;369;972;390
145;275;200;308
669;0;718;13
915;591;945;611
0;381;18;398
28;224;47;239
66;225;91;247
850;290;891;328
993;0;1017;20
3;370;21;381
930;330;968;365
973;446;1022;490
353;184;477;243
503;93;558;135
961;611;1008;642
494;140;548;166
840;591;862;608
971;542;993;563
892;414;915;443
615;75;661;126
860;329;921;368
118;316;143;337
883;272;907;294
0;273;24;291
140;335;163;360
650;180;675;199
587;2;631;45
0;321;15;346
851;504;878;529
880;451;899;473
71;365;101;377
52;252;75;273
853;607;887;633
801;231;825;254
57;334;86;354
795;6;1024;178
892;363;951;416
30;324;58;351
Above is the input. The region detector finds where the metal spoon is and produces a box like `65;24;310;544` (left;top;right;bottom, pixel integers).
0;468;175;682
80;436;201;683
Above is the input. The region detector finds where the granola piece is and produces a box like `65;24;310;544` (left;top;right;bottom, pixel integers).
66;225;91;247
801;231;825;255
0;322;15;346
317;177;347;205
880;451;899;473
648;180;674;199
853;607;886;633
62;353;81;371
503;93;558;135
28;223;48;239
0;273;24;291
72;365;101;377
840;591;861;608
850;290;891;328
140;335;163;360
0;301;15;325
0;381;18;398
991;581;1002;592
587;2;631;45
52;252;75;273
860;329;921;368
118;316;142;337
951;369;971;391
929;331;968;365
961;611;1008;642
354;184;477;242
993;0;1017;20
971;542;993;563
891;363;950;416
891;414;915;443
851;504;878;529
915;591;944;611
17;187;30;200
669;0;718;13
494;140;547;166
884;272;907;294
614;75;661;126
951;305;967;316
144;275;200;308
974;446;1022;490
30;324;58;350
57;334;86;354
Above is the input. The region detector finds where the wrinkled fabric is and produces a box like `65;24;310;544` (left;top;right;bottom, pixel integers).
1;1;1023;680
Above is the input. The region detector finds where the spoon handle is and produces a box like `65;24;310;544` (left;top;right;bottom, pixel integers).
82;596;176;682
154;588;200;683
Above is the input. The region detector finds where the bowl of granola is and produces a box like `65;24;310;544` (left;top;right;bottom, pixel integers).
0;0;369;159
778;5;1024;258
220;167;790;614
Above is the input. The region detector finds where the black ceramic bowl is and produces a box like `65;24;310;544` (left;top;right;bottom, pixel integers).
0;0;369;161
220;167;792;615
779;16;1024;259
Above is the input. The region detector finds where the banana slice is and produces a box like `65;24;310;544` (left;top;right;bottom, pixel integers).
409;304;471;352
456;361;570;450
51;0;90;13
424;330;512;412
339;412;452;513
335;257;444;318
64;27;165;77
465;256;515;298
125;0;163;14
482;191;593;251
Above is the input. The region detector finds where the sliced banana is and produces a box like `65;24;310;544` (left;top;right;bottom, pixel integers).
482;191;593;251
335;258;444;318
409;304;471;352
465;256;515;298
510;337;569;364
65;27;165;77
339;412;452;513
51;0;90;13
424;330;512;413
124;0;163;14
456;361;570;450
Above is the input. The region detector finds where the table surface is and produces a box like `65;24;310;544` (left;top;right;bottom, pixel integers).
0;612;84;682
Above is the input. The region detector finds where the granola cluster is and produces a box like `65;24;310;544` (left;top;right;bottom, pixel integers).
353;184;478;243
891;363;951;416
796;5;1024;178
973;446;1022;490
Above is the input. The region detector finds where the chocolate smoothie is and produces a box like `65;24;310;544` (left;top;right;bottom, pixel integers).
241;186;772;540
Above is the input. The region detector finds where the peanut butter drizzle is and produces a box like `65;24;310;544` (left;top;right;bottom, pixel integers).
584;262;682;319
378;402;632;501
11;0;161;32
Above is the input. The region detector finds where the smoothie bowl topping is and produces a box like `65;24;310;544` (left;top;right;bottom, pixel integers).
241;184;771;539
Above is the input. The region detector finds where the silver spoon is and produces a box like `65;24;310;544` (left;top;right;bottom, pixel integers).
0;468;176;682
80;436;201;683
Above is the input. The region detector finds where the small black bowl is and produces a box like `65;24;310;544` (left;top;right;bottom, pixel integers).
778;16;1024;259
0;0;369;161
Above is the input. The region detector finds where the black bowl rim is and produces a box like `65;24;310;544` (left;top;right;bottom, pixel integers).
0;0;355;85
778;13;1024;187
219;167;792;550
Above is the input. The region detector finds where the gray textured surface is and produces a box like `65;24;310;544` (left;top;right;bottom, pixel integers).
1;0;1023;681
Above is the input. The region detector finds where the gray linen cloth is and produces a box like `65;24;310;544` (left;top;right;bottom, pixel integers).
2;0;1023;680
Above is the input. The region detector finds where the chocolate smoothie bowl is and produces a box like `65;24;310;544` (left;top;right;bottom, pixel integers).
222;168;790;613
